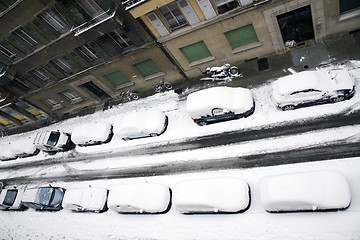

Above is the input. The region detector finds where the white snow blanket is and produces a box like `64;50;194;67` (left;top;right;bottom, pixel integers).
71;122;112;145
259;170;351;212
174;177;250;213
186;86;254;118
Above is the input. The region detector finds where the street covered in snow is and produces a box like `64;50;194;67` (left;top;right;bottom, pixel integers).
0;61;360;239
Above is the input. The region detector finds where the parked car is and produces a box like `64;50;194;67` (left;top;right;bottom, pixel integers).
113;110;168;140
0;139;39;161
174;177;250;214
0;187;26;210
33;130;73;152
259;171;351;212
186;86;255;126
272;69;355;111
22;186;66;211
71;123;113;146
107;183;171;214
62;187;108;212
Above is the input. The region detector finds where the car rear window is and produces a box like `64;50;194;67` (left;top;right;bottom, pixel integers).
47;132;60;146
3;190;18;206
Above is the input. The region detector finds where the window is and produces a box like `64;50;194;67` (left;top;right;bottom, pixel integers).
2;107;26;121
0;117;11;126
133;59;162;78
60;90;83;103
104;70;131;86
339;0;360;13
42;97;62;110
159;2;188;30
180;41;212;63
50;57;73;73
15;102;42;116
76;44;99;61
225;24;259;49
214;0;239;13
38;8;68;33
109;28;132;48
12;27;38;48
28;69;50;83
78;0;104;18
0;44;17;60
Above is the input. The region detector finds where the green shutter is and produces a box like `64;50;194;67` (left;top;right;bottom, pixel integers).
134;59;162;77
1;40;26;59
0;2;7;11
7;35;33;55
339;0;360;13
23;23;49;45
180;41;211;63
68;51;91;69
89;41;110;60
225;24;258;50
44;63;66;79
104;71;131;86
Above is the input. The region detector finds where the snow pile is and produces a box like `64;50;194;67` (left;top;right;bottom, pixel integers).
174;177;250;213
259;171;351;212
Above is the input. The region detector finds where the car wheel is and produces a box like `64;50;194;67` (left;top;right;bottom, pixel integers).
282;105;295;111
331;96;345;103
150;133;158;137
197;121;207;126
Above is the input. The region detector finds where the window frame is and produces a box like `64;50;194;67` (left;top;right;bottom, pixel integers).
60;89;83;104
12;27;39;48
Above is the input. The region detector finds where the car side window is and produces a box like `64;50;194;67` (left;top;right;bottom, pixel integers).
212;108;224;116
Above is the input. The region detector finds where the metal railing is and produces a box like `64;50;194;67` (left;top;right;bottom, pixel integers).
122;0;148;10
71;3;117;37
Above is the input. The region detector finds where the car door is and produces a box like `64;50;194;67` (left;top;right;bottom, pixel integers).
290;89;324;105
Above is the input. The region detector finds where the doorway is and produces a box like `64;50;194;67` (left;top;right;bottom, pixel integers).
82;81;110;101
277;5;315;44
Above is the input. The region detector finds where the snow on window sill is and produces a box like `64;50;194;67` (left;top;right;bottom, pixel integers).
231;42;262;55
338;9;360;22
189;56;215;68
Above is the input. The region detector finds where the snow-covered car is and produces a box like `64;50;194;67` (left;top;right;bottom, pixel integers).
186;86;255;126
113;110;168;140
0;139;39;161
107;183;171;214
259;171;351;212
33;130;73;152
62;187;108;212
22;186;66;211
0;187;26;210
174;177;250;214
272;70;355;111
71;122;113;146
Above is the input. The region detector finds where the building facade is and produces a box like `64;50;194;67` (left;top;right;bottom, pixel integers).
0;0;359;133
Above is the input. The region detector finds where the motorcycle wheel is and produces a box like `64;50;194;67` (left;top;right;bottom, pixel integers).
154;85;162;93
228;67;239;76
164;82;173;90
131;93;139;100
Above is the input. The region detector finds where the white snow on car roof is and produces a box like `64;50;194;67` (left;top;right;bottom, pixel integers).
274;71;322;96
174;177;249;213
107;183;170;213
113;110;166;137
259;171;351;212
62;187;107;210
186;87;253;118
22;188;39;203
71;122;112;145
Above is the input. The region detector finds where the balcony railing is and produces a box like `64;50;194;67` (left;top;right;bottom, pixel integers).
122;0;148;10
71;3;117;37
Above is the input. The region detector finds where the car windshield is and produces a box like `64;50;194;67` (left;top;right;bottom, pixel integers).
38;187;53;205
3;190;17;206
50;188;64;206
47;132;60;146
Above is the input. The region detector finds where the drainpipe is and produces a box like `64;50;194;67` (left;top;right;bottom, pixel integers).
137;18;189;81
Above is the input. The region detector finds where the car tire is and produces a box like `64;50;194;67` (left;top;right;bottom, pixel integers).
282;105;295;111
331;96;345;103
150;133;158;137
197;121;207;126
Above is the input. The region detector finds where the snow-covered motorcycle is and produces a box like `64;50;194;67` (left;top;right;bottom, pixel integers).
201;63;242;81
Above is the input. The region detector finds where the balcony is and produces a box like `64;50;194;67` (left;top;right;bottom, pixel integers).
71;3;117;37
122;0;149;11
